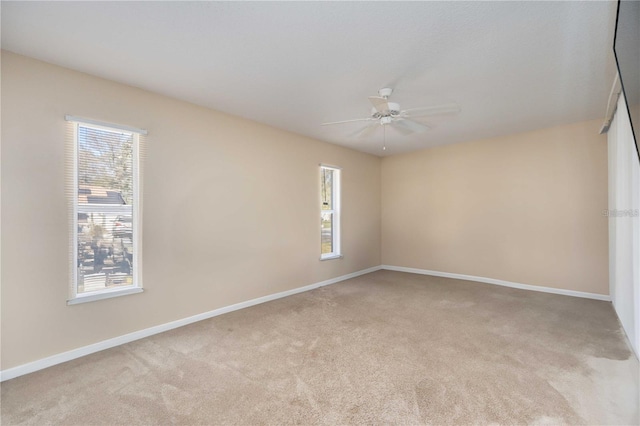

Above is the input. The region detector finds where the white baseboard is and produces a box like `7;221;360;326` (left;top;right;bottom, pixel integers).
2;264;610;381
0;265;382;382
381;265;611;302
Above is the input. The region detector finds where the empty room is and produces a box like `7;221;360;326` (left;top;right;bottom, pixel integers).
1;1;639;425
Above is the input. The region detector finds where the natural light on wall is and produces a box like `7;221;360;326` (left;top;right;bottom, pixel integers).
320;165;341;260
65;116;146;304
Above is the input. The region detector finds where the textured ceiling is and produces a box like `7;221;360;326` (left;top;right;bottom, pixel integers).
1;1;618;156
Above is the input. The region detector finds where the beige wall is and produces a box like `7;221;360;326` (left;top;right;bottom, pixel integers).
0;50;610;371
381;120;609;295
0;52;381;369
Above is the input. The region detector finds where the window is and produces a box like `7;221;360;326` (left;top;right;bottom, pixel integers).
66;116;145;304
320;165;341;260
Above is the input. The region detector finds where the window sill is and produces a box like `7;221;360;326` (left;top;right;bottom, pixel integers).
67;287;143;305
320;254;343;261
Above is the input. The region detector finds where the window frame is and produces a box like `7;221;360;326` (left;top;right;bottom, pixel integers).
320;164;342;260
66;116;145;305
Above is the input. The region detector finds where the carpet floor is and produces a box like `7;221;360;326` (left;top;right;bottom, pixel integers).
1;270;638;425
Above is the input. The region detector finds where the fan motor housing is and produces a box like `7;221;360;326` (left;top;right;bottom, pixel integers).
378;88;393;98
372;102;400;118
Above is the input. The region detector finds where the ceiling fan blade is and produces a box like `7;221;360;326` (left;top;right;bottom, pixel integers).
321;117;375;126
393;118;430;134
402;103;461;118
368;96;389;113
350;122;380;139
401;118;430;133
391;121;414;135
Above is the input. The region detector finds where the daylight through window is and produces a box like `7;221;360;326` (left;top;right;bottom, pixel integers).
320;165;341;259
70;118;143;301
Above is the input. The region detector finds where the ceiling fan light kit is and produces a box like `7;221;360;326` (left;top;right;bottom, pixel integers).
321;87;460;150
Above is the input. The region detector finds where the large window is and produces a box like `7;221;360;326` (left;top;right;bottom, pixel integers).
320;165;341;260
67;116;145;303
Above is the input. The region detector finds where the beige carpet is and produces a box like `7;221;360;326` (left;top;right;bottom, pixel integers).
1;270;638;425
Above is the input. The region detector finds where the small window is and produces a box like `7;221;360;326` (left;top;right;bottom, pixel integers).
320;165;341;260
67;116;145;304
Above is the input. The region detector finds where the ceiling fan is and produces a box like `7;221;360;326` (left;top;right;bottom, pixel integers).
321;88;460;140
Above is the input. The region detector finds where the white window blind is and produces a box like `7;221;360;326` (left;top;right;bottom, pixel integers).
320;165;341;260
66;116;144;304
